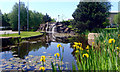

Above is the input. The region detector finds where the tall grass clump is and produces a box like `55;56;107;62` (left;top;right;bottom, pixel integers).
51;44;64;72
72;29;120;71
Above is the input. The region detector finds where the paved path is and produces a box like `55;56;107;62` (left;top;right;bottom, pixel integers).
0;30;18;34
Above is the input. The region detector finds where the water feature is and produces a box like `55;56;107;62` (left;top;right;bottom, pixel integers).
0;34;88;70
52;25;56;34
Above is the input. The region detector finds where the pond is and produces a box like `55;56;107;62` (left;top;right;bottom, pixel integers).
0;33;88;70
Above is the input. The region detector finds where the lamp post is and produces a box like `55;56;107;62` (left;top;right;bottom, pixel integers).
27;0;29;31
58;15;60;22
18;0;20;35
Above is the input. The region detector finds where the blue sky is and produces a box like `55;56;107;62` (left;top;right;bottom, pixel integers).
0;0;119;21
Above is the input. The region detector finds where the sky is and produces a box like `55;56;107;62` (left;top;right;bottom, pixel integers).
0;0;119;21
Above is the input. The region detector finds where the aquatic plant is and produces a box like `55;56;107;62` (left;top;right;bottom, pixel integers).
57;44;62;48
82;53;89;58
39;67;45;71
51;44;64;72
40;55;46;67
54;53;60;58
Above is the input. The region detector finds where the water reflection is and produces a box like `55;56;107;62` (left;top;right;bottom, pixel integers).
10;34;87;58
1;33;88;69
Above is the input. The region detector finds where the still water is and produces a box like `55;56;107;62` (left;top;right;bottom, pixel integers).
0;34;88;70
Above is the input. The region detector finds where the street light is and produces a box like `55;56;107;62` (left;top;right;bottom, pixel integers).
18;0;20;35
58;15;60;22
27;0;29;31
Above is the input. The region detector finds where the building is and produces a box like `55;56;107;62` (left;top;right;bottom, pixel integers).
108;11;119;24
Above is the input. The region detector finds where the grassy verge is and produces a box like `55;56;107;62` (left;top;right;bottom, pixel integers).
0;31;43;38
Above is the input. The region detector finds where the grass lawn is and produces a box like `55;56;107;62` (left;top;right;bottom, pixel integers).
0;31;43;38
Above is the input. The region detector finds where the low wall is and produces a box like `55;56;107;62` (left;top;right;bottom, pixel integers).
0;32;45;49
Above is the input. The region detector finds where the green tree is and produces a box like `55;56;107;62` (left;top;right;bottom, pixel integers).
8;2;27;31
2;13;10;28
3;2;54;31
43;13;52;23
29;10;44;31
102;19;110;27
50;18;56;22
72;1;111;32
0;10;2;27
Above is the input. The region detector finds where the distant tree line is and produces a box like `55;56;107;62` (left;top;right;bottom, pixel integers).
1;2;55;31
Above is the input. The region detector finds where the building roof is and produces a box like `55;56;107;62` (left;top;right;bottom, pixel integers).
110;11;119;14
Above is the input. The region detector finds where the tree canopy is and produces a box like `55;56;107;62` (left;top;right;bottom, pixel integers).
2;13;10;27
0;10;2;22
43;13;52;23
5;2;55;31
0;10;2;27
29;10;44;31
8;2;27;30
72;1;111;32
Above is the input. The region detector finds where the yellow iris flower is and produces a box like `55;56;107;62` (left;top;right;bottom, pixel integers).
75;50;79;53
116;47;120;50
83;53;89;58
54;53;60;58
57;44;62;48
39;67;45;71
74;42;79;45
75;46;83;50
78;42;82;47
76;46;80;49
108;39;115;43
92;42;94;45
79;47;83;50
86;45;89;49
40;56;46;62
73;45;76;48
87;50;89;52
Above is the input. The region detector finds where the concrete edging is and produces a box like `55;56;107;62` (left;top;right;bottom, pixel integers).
1;32;45;48
21;33;44;40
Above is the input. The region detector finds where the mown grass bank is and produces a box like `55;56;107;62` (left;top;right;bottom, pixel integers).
0;31;43;38
1;31;44;47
